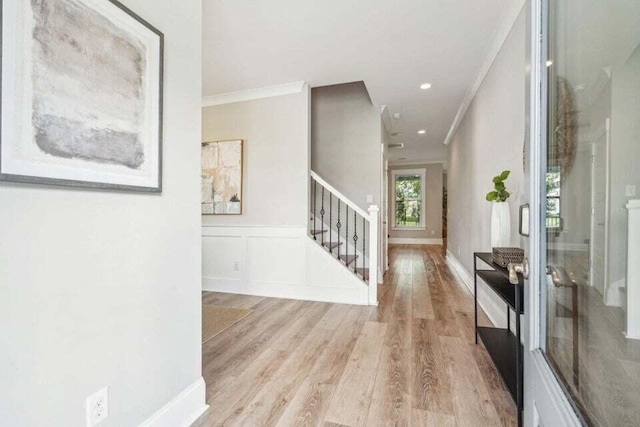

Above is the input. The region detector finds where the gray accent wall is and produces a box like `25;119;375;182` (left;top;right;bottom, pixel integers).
311;82;382;210
388;163;444;240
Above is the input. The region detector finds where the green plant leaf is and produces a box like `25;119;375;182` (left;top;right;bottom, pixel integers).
495;182;505;191
486;191;498;202
493;176;502;184
500;170;511;181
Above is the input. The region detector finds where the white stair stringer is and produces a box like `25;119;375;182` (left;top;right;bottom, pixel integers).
305;237;370;305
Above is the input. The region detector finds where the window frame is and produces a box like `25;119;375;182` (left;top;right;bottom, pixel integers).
391;168;426;231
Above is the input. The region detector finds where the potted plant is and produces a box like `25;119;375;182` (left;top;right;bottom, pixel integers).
486;170;511;248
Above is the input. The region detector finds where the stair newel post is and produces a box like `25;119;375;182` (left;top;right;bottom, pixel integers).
368;205;379;305
313;179;317;240
362;216;365;278
336;200;341;260
320;187;325;247
353;211;358;273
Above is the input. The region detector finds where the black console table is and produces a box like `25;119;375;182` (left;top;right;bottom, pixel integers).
473;252;523;427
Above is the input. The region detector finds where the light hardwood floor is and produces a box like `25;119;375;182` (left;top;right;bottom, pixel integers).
193;245;516;426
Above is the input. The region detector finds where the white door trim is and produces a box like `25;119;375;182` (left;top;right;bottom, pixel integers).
524;0;582;425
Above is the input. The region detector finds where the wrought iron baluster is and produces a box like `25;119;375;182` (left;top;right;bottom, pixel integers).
329;194;333;252
313;180;317;240
336;200;341;259
320;187;325;246
346;205;349;264
353;211;358;273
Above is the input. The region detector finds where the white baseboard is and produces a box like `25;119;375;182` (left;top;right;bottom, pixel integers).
624;332;640;341
605;278;625;308
388;237;443;245
138;377;208;427
445;250;505;328
202;278;367;306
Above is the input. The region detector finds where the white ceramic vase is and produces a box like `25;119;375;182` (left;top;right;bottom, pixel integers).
491;201;511;248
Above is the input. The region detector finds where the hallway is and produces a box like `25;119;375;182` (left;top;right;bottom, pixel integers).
194;245;516;426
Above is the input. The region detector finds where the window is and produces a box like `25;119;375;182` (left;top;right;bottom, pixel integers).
393;169;425;229
545;168;561;229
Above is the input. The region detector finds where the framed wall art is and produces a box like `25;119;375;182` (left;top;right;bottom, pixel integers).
0;0;164;191
201;139;243;215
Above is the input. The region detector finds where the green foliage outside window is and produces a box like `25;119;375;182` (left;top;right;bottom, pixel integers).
395;175;422;226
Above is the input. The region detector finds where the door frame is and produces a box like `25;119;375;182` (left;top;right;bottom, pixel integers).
523;0;583;425
589;119;611;298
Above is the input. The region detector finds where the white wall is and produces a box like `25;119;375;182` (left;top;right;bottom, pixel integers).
0;1;205;425
201;91;372;305
388;163;444;243
202;92;309;227
446;10;526;326
610;46;640;296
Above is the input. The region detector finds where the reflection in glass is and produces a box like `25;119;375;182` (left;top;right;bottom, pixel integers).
544;1;640;425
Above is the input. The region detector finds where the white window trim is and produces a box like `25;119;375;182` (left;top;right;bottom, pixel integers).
391;168;427;230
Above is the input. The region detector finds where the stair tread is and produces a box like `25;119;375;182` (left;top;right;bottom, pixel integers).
356;268;369;280
339;254;358;266
310;230;328;235
323;242;343;249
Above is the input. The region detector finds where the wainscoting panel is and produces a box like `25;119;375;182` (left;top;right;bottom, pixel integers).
202;225;370;305
202;234;243;280
247;235;306;285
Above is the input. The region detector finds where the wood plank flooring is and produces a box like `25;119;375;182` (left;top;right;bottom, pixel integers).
193;245;516;426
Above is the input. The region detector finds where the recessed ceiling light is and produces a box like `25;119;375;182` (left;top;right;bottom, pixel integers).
420;83;432;90
418;130;426;134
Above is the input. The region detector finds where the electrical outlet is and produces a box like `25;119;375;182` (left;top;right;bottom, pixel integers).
366;194;373;203
86;387;108;426
233;261;240;271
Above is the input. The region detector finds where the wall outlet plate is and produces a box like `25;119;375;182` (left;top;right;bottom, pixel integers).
86;387;109;426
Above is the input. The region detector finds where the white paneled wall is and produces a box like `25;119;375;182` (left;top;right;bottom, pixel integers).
202;225;371;305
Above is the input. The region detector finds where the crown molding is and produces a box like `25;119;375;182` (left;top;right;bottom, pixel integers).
202;81;308;107
442;0;526;146
388;158;446;168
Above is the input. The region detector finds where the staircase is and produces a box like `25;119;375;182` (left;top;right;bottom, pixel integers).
309;171;379;305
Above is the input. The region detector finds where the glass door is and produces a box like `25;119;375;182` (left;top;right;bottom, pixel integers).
538;0;640;425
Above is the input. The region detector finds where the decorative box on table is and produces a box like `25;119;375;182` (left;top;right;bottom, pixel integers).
491;247;524;268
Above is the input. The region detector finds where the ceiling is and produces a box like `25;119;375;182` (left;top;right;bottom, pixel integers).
202;0;511;164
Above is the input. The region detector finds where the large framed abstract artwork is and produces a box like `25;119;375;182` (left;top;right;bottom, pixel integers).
201;140;243;215
0;0;164;192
